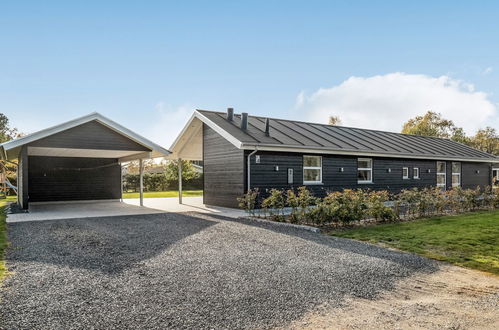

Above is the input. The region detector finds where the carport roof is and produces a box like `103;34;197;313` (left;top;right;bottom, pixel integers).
0;112;171;161
169;109;499;163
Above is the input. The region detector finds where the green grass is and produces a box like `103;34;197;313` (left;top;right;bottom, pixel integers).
330;210;499;275
122;190;203;199
0;196;15;284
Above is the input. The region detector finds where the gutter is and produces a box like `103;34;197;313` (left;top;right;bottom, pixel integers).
247;148;258;192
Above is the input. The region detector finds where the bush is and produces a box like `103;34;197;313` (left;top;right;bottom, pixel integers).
262;189;286;220
237;189;259;215
324;189;368;223
367;190;396;222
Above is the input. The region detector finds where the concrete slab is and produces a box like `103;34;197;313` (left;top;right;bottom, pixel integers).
7;200;165;223
123;196;246;218
7;197;246;223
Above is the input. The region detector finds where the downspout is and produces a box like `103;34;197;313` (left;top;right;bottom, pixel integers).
247;147;258;192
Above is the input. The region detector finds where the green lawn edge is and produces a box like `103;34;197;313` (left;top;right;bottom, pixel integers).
122;190;203;199
0;196;15;284
329;210;499;275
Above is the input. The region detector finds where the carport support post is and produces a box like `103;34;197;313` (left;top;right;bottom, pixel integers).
139;158;144;206
178;158;182;204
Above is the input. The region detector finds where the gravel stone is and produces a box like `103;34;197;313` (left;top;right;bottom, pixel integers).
0;212;437;329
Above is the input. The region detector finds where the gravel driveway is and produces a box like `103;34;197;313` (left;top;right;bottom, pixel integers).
0;212;436;329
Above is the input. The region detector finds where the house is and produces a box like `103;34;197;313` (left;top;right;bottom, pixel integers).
169;108;499;208
0;113;170;209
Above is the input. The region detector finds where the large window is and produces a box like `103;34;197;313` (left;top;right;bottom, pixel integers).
452;162;461;188
437;161;446;190
493;168;499;189
303;155;322;184
402;167;409;179
358;158;373;183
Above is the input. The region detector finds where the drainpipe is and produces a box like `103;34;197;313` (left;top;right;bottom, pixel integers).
247;148;258;192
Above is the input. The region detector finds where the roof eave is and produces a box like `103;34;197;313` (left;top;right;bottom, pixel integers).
240;143;499;163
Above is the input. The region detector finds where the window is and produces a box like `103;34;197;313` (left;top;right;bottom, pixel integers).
452;162;461;188
402;167;409;179
493;168;499;189
437;161;446;190
358;158;373;183
413;167;420;179
303;155;322;184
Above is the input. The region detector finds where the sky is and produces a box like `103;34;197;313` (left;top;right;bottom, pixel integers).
1;1;498;147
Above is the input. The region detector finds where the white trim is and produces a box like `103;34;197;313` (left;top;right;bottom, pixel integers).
493;168;499;187
239;144;499;163
413;167;420;179
437;161;446;189
358;158;373;184
303;155;322;185
402;167;409;179
451;162;461;188
0;112;170;160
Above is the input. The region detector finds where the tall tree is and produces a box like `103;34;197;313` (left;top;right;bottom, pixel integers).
0;113;19;143
401;111;468;142
470;127;499;155
328;116;342;125
164;160;199;182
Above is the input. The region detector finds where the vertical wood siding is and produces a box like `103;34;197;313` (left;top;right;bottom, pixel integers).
203;124;244;208
28;156;121;202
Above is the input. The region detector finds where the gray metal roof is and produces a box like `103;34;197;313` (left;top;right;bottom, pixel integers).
196;109;499;162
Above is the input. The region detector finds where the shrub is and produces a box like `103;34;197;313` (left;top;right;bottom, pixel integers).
324;189;368;223
262;189;286;220
237;189;259;215
367;190;396;222
287;186;317;222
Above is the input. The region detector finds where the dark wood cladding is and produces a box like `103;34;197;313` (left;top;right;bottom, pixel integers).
203;124;244;208
247;151;492;198
28;121;150;151
28;156;121;202
462;162;491;189
18;146;29;209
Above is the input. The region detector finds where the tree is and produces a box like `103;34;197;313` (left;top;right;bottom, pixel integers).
469;127;499;155
0;113;19;143
401;111;467;142
164;160;199;183
328;116;342;125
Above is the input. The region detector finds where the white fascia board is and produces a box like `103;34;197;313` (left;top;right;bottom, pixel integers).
241;144;499;163
169;110;243;152
0;112;170;158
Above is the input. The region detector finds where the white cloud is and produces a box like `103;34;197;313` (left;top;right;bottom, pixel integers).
483;67;493;75
148;102;193;149
297;73;497;135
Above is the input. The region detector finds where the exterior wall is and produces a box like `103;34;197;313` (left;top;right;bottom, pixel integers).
203;124;244;208
247;151;494;199
18;146;29;209
28;121;150;151
461;162;492;189
27;156;121;202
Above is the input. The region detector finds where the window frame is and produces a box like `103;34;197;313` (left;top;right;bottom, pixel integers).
303;155;322;185
493;168;499;188
413;167;420;179
357;158;373;184
402;167;409;179
436;161;446;190
451;162;461;188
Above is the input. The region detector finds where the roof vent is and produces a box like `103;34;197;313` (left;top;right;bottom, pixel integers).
265;118;270;137
241;112;248;130
227;107;234;121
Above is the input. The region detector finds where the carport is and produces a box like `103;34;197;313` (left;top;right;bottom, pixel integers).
0;112;170;210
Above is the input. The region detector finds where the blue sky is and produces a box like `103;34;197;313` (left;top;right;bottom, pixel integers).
1;1;498;146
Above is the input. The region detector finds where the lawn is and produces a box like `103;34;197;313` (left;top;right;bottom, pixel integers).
122;190;203;199
330;210;499;275
1;196;16;284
